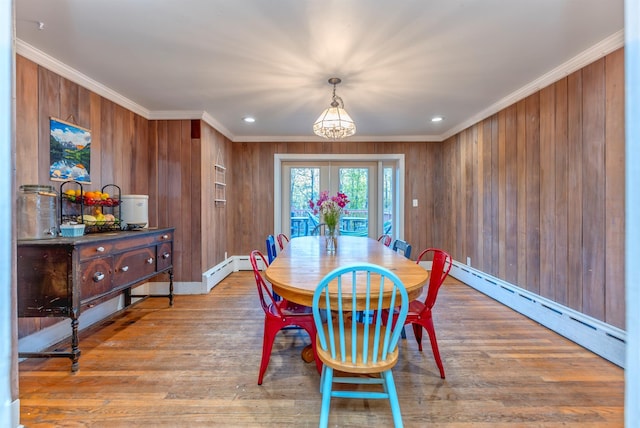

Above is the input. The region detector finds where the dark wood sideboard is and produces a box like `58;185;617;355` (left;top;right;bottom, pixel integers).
17;227;175;372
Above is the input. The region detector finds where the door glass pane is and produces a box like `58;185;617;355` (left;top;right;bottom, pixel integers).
289;167;319;237
339;168;368;236
383;166;393;236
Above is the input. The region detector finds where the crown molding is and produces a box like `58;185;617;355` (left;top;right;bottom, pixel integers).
16;39;151;119
200;111;233;141
147;110;203;120
440;29;625;141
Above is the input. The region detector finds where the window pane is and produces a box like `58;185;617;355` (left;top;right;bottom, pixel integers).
339;168;368;236
383;166;393;235
289;167;319;236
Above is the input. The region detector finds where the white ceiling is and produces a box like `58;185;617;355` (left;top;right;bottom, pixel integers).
15;0;624;142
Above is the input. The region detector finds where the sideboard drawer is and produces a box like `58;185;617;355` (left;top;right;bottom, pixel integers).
156;230;173;243
113;234;156;252
113;247;156;287
157;242;172;272
78;242;115;261
80;257;114;302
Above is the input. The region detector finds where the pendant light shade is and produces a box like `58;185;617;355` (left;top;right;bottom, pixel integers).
313;78;356;140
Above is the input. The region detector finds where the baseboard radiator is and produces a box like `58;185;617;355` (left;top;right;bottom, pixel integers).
203;256;236;292
449;260;626;368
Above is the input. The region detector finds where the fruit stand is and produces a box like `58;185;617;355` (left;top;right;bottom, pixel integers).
60;181;121;234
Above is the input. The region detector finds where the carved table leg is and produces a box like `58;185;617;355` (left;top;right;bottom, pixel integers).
124;288;132;307
70;317;81;372
169;269;174;306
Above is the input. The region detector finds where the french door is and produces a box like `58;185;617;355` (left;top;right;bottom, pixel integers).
280;159;399;239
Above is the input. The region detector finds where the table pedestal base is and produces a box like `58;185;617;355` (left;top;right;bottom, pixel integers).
301;344;315;363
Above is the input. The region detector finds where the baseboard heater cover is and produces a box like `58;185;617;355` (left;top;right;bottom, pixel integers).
449;261;625;368
203;256;236;292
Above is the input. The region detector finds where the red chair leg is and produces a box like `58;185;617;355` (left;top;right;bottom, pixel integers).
423;317;445;379
258;321;280;385
411;323;423;351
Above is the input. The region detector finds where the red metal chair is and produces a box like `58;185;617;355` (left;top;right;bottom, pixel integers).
249;250;321;384
386;248;452;378
377;234;392;247
276;233;289;250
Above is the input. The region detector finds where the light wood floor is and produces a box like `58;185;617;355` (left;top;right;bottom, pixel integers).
19;272;624;427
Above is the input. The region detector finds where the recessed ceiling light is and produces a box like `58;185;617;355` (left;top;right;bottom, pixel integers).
242;116;256;123
431;116;444;122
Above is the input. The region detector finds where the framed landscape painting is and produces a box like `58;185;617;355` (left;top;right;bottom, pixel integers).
49;117;92;183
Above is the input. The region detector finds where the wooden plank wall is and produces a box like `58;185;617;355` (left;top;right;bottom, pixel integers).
200;121;231;272
17;60;150;196
441;48;625;328
147;119;202;283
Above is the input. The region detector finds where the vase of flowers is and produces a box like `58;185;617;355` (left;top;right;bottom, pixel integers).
309;190;349;253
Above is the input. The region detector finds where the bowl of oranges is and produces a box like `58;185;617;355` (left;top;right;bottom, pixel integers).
63;188;119;207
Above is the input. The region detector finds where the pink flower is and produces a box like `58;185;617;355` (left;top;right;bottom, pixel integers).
309;191;350;228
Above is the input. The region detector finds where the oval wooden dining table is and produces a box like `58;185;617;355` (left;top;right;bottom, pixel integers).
264;235;429;308
265;235;429;363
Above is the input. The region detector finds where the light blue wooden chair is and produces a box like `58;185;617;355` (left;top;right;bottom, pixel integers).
312;263;409;428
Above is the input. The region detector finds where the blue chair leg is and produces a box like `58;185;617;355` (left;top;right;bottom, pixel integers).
319;366;334;428
382;370;404;428
401;325;406;339
319;364;327;392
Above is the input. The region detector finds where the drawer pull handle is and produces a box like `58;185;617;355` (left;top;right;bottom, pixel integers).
96;246;105;252
162;252;170;259
93;272;105;282
146;258;154;264
121;266;129;272
162;234;169;239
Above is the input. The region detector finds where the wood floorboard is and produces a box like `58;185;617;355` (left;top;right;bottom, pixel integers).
19;271;624;427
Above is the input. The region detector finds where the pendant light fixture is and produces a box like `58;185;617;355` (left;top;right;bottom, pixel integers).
313;77;356;140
